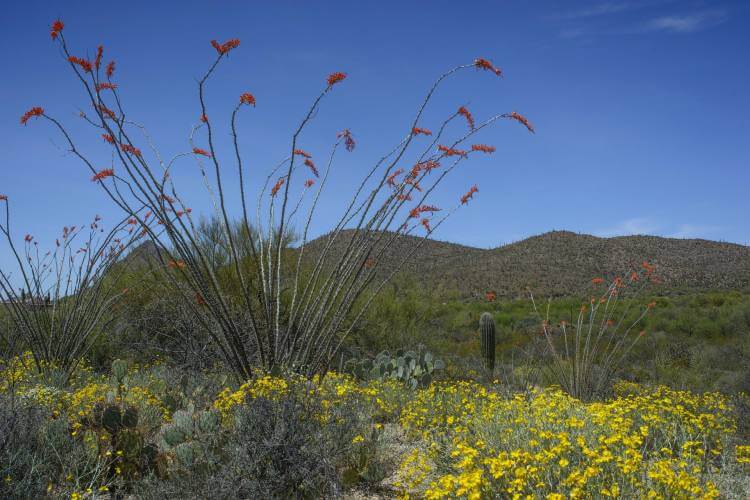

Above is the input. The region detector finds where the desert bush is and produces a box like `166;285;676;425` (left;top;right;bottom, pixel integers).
24;20;534;379
142;372;385;498
219;394;349;497
530;266;658;400
0;392;51;497
0;393;116;498
396;381;743;498
139;394;345;498
0;200;139;382
2;346;748;498
117;281;219;370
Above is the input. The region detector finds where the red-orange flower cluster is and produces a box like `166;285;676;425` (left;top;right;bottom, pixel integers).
102;134;115;144
458;106;475;130
404;176;422;193
168;259;186;269
271;178;285;197
98;104;116;120
68;56;93;73
200;114;208;123
486;290;497;302
438;145;468;157
0;195;7;201
210;38;241;55
409;205;441;218
294;149;312;158
304;158;319;178
416;160;440;174
387;169;404;187
509;111;534;133
412;127;432;136
304;179;315;188
95;82;118;91
420;218;431;232
642;261;656;276
327;72;347;87
364;257;375;269
337;129;356;151
460;185;478;204
404;177;423;192
407;163;421;178
120;144;141;156
91;168;114;182
474;58;502;77
95;45;104;71
24;234;33;243
192;147;211;157
106;61;115;78
471;144;495;154
20;107;44;125
591;277;604;285
239;92;256;106
50;19;64;40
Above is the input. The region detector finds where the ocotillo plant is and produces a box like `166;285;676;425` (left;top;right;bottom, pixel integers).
0;196;143;382
480;312;496;373
529;263;658;400
22;19;535;378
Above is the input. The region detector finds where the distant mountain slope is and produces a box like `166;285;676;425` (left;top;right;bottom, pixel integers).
304;230;750;298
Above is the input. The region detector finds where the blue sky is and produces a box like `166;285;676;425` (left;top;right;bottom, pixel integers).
1;0;748;272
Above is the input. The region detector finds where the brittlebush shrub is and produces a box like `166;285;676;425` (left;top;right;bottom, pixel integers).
395;381;746;498
3;351;748;498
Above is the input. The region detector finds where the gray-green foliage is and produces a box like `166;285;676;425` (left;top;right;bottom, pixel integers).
345;345;445;389
480;312;496;373
1;395;113;498
138;392;353;499
158;403;223;475
112;358;128;383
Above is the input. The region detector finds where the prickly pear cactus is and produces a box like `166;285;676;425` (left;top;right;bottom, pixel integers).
157;405;223;477
480;312;496;373
102;405;123;433
112;359;128;383
80;401;154;481
344;345;445;389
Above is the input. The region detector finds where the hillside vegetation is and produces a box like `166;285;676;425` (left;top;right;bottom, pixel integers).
305;230;750;298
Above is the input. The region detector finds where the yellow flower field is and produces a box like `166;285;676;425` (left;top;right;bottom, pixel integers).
1;355;748;499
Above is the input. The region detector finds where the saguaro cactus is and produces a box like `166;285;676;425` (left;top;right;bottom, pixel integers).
480;312;496;373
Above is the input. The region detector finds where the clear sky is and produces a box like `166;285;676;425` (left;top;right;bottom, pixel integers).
1;0;748;275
